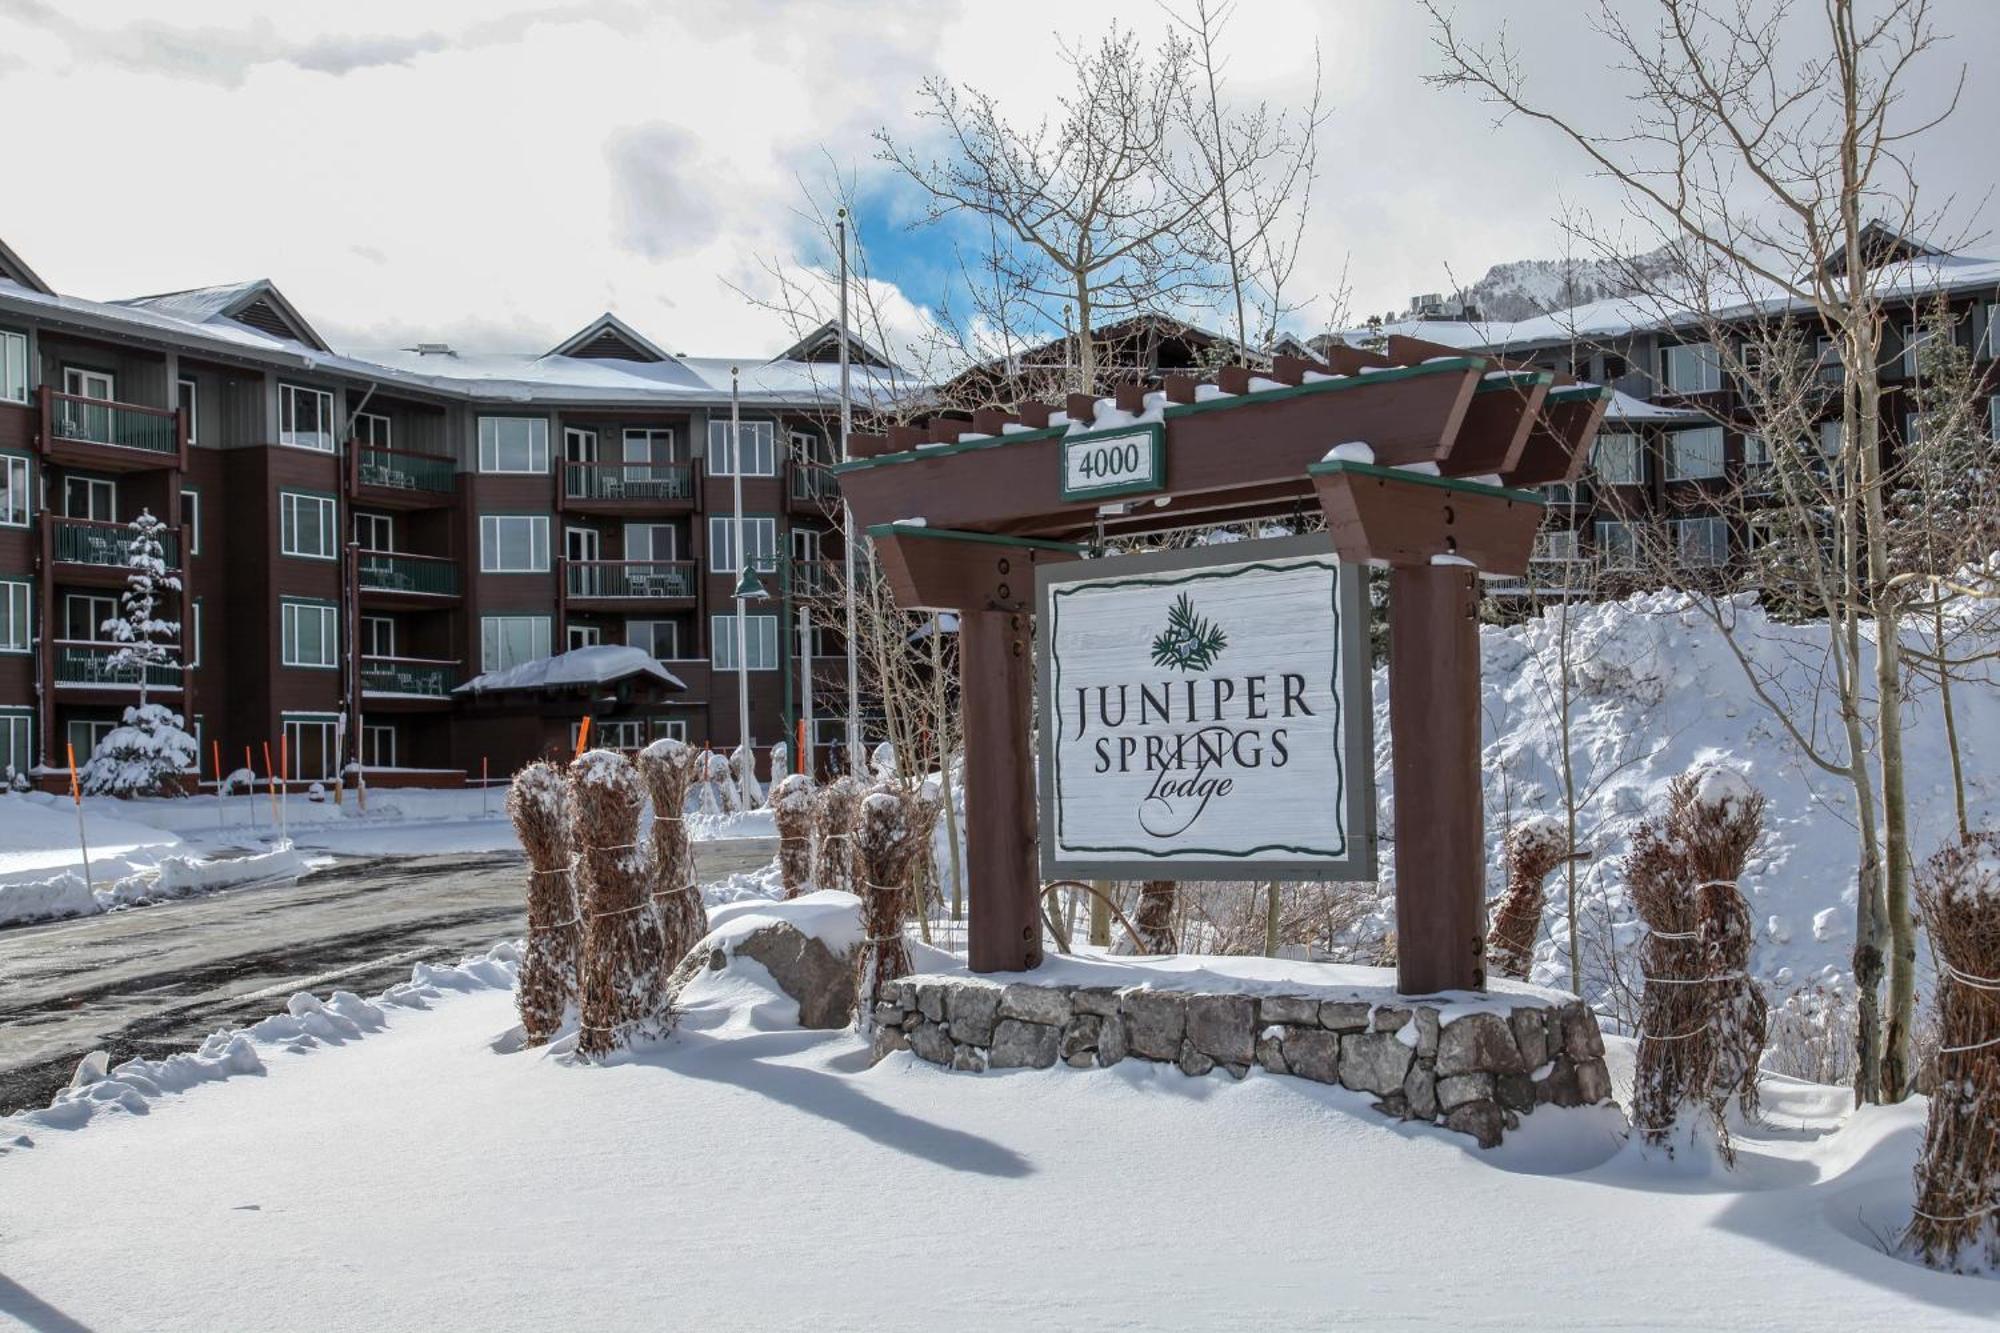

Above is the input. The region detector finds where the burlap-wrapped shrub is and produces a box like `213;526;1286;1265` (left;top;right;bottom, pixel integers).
699;749;737;815
1906;834;2000;1273
1487;814;1569;981
637;738;706;976
905;783;946;917
508;760;578;1046
854;790;919;1035
571;749;653;1060
771;773;816;898
812;775;864;898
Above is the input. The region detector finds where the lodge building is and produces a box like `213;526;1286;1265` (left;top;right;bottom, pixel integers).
0;235;907;787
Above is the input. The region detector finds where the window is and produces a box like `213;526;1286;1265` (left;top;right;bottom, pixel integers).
707;418;776;476
1666;426;1725;482
362;615;396;658
0;580;29;653
1991;397;1999;442
478;417;549;473
64;475;115;520
68;720;115;766
708;515;778;573
1531;529;1578;562
187;599;201;667
177;377;198;446
1675;517;1729;567
1903;322;1935;379
623;427;678;475
1819;420;1843;457
712;613;779;670
0;331;25;404
279;384;335;452
363;723;396;769
0;710;30;777
480;515;550;572
1595;520;1640;570
567;624;602;650
280;491;338;559
1906;412;1927;447
791;527;821;562
626;619;679;660
352;411;392;448
282;715;338;781
624;522;677;562
64;593;115;641
1600;353;1629;381
179;487;200;555
281;600;339;668
64;366;113;401
1662;341;1722;394
565;427;598;464
481;615;551;672
1985;305;2000;361
354;511;395;552
576;719;646;751
652;718;688;743
1592;432;1643;486
0;454;28;527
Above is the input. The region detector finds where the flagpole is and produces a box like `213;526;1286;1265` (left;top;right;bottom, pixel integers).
837;207;862;775
730;368;753;790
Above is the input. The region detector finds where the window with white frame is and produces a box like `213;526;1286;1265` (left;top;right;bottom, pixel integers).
567;624;602;650
362;615;396;658
279;491;338;559
1666;426;1726;482
363;723;396;769
481;615;550;672
624;522;677;562
188;599;201;667
1595;520;1640;569
1819;420;1843;457
626;619;679;660
1985;305;2000;361
0;331;25;404
478;417;549;473
1990;397;1999;441
589;720;647;750
179;488;199;555
0;710;30;777
177;377;198;445
64;475;114;520
354;511;394;552
622;427;678;475
706;418;776;476
1675;516;1729;567
0;454;28;527
282;715;338;781
707;515;778;573
652;718;688;743
1662;341;1722;394
68;720;115;765
711;613;779;670
0;579;29;652
1903;322;1937;379
1531;529;1579;562
279;383;335;452
280;600;339;668
64;593;114;641
353;411;392;448
480;514;550;572
1592;432;1644;486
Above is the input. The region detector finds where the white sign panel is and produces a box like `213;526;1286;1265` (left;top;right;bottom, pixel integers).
1059;424;1164;501
1037;536;1374;880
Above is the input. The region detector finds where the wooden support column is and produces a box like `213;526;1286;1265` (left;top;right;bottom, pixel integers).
959;605;1042;973
1388;563;1485;994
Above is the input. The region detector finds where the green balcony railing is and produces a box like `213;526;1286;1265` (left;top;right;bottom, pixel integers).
52;517;180;568
357;550;460;596
360;656;455;697
565;559;696;600
565;461;693;502
55;641;183;689
47;391;179;455
789;465;837;502
358;446;455;495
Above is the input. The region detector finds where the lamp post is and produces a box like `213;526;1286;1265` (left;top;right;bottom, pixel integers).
837;207;862;776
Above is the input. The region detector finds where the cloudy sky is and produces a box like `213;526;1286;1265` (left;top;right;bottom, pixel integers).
1;0;1994;364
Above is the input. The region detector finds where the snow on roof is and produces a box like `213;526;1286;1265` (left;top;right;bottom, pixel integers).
1600;387;1709;424
543;311;675;363
114;278;332;354
453;645;687;696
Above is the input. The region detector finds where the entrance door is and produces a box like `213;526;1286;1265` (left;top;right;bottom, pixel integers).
60;368;115;443
567;624;602;650
566;525;601;597
565;428;598;463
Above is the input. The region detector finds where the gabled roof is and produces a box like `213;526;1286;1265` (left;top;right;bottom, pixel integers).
114;279;332;353
0;236;53;296
544;312;673;363
774;319;898;370
1821;220;1947;277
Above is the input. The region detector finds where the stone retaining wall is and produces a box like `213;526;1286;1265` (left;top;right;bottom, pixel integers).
874;976;1614;1147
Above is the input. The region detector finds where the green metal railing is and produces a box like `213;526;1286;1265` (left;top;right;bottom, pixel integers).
357;551;460;596
565;462;693;502
55;641;182;688
565;560;696;599
358;446;454;494
789;465;837;502
360;657;454;697
53;518;180;568
48;392;178;455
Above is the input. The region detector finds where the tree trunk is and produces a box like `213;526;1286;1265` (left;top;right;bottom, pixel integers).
1074;278;1095;394
1089;879;1112;948
1134;879;1176;954
1934;599;1970;841
1264;882;1281;957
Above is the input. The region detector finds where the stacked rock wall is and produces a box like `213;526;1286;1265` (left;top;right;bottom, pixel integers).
875;977;1613;1148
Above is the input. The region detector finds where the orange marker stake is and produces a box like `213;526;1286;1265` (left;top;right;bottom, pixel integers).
262;741;278;829
574;716;592;757
278;733;289;842
66;742;93;893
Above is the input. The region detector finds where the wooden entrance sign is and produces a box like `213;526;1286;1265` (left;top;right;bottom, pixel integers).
836;343;1609;993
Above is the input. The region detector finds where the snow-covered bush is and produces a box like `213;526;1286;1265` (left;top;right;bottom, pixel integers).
79;510;190;798
80;702;198;797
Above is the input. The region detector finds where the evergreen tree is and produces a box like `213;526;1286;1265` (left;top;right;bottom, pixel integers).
80;509;195;796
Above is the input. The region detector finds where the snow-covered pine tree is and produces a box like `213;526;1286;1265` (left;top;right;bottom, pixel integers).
81;509;195;797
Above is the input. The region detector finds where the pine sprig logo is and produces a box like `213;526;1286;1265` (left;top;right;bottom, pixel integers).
1150;592;1228;672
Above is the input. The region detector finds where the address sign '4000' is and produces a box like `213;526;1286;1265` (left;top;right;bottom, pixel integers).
1036;535;1376;881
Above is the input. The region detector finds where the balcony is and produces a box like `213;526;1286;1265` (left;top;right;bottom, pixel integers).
788;464;838;509
361;655;457;703
564;559;697;606
353;445;457;509
48;516;181;582
357;550;461;602
38;387;184;471
563;461;694;513
788;557;837;597
54;640;182;691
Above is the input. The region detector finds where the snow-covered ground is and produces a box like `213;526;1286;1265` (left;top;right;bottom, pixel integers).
0;903;1989;1330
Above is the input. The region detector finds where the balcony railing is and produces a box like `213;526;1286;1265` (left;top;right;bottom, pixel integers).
361;655;456;698
789;558;836;596
564;559;696;600
51;517;181;569
43;389;180;456
357;446;455;495
357;550;460;597
789;465;837;502
564;461;693;502
54;640;182;689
